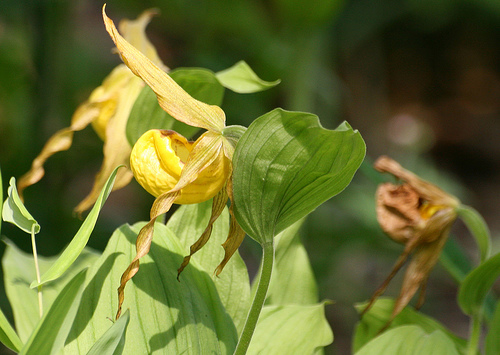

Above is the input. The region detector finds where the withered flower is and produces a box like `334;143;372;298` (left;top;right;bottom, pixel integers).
361;156;459;329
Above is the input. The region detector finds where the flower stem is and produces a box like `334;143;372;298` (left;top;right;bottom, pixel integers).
234;241;274;355
467;314;481;355
31;229;43;318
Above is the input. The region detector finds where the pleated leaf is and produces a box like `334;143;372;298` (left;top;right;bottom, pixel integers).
2;240;100;342
63;222;237;354
355;325;460;355
20;269;88;355
86;309;130;355
458;251;500;316
31;165;121;288
247;303;333;354
216;61;280;93
353;298;467;354
126;68;225;146
167;200;251;334
232;108;365;243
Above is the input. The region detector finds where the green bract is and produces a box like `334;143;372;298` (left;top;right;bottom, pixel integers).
232;108;366;243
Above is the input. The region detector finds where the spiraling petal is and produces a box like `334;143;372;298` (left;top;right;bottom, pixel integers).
103;5;225;132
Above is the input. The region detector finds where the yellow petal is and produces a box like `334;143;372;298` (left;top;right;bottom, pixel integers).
119;9;168;71
130;130;230;204
103;5;225;132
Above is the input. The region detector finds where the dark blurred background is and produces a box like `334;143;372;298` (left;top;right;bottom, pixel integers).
1;0;500;353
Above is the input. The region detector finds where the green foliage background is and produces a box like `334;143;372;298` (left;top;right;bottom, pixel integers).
2;0;500;353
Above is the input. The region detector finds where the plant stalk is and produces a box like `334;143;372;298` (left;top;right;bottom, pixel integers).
234;241;274;355
467;314;481;355
31;229;43;318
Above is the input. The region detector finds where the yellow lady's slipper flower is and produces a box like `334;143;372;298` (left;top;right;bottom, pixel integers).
102;6;247;319
361;156;459;330
18;9;165;214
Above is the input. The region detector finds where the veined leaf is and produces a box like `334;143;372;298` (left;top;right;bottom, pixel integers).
247;303;333;354
167;200;251;334
266;218;318;305
20;269;87;355
126;68;224;146
355;325;460;355
2;239;99;342
353;298;467;354
31;165;122;288
2;177;40;234
216;60;280;93
232;108;365;243
86;309;130;355
458;251;500;316
63;222;237;354
456;204;491;262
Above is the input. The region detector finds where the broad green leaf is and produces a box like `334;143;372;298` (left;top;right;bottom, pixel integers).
355;325;460;355
232;108;365;243
167;200;251;334
485;301;500;355
0;306;23;353
31;165;122;288
353;298;467;354
247;303;333;354
2;177;40;234
63;222;237;354
266;218;318;305
126;68;224;146
216;61;280;93
458;251;500;316
20;269;87;355
2;239;100;342
456;204;491;262
86;309;130;355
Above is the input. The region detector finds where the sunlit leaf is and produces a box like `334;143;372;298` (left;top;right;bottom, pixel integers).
2;177;40;234
456;204;491;262
126;68;225;146
20;269;87;355
63;222;237;354
266;218;318;305
485;301;500;355
31;165;122;288
353;298;467;354
355;325;460;355
2;239;100;342
232;108;365;243
216;60;280;93
167;200;251;334
0;307;22;353
247;303;333;354
86;309;130;355
458;251;500;316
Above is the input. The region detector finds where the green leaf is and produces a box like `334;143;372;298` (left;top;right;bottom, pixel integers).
485;301;500;355
458;251;500;316
456;204;491;262
0;165;3;236
2;239;99;342
86;309;130;355
247;303;333;354
126;68;224;146
31;165;122;288
232;108;365;244
2;177;40;234
0;306;23;352
216;61;280;93
266;218;318;305
166;200;251;335
20;269;88;355
353;298;467;354
355;325;460;355
63;222;237;354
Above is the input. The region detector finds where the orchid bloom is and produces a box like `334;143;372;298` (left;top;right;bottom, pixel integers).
361;156;459;329
102;6;247;319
